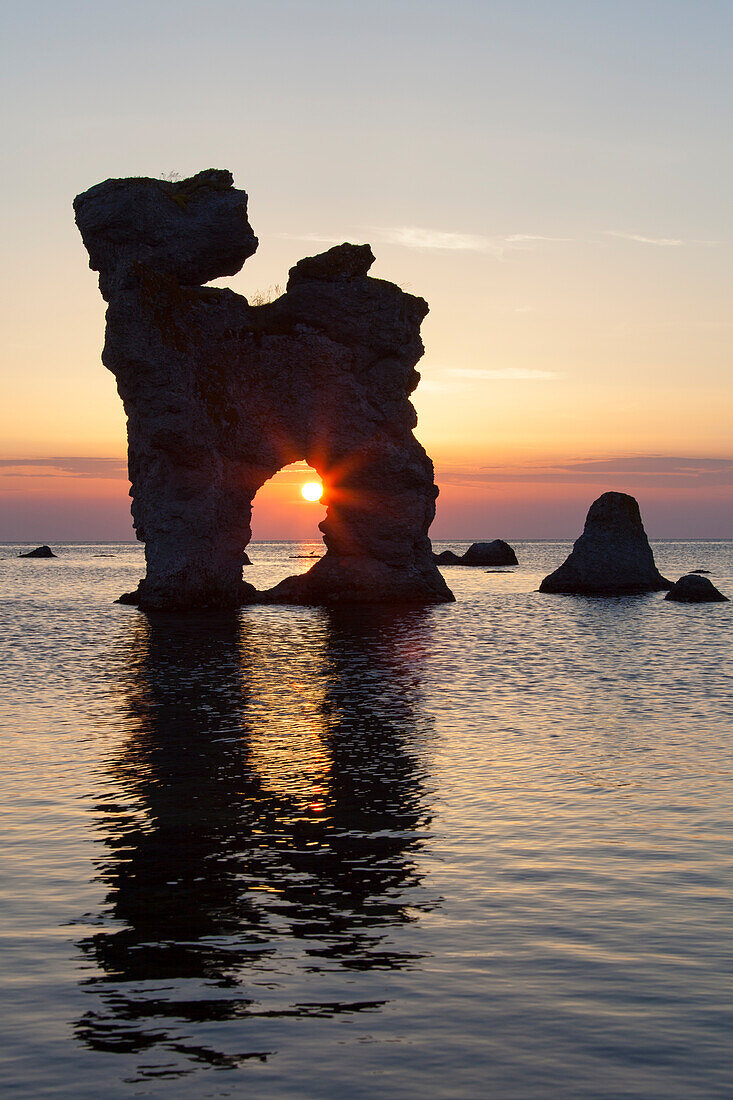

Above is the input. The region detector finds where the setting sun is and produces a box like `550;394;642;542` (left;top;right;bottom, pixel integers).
301;481;323;502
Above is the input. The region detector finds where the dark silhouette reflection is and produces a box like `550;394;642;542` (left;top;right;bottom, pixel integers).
74;606;438;1074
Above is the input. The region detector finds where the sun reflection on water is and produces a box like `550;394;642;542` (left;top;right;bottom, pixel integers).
243;621;332;811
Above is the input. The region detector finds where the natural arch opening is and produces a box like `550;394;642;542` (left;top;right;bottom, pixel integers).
247;462;328;588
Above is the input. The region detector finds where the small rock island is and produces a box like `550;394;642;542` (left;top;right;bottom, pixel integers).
665;574;729;603
19;545;56;558
75;170;453;611
434;540;518;566
540;492;671;595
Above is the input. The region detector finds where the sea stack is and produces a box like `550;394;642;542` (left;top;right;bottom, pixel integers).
539;492;671;595
74;170;453;611
665;574;729;603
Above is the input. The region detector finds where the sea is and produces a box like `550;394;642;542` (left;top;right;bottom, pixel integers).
1;539;731;1099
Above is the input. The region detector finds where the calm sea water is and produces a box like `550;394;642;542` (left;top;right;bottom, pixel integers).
1;540;732;1099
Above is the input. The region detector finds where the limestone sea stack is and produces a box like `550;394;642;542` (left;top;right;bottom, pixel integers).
665;574;729;603
19;545;56;558
434;540;518;566
74;170;453;611
539;492;671;595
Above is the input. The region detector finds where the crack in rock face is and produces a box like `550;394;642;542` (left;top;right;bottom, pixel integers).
74;170;454;610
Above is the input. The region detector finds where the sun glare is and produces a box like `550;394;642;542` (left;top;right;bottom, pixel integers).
301;481;323;502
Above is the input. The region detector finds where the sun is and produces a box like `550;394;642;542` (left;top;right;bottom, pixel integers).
301;481;323;502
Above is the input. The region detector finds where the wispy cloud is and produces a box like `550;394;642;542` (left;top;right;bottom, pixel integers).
277;232;342;245
368;227;569;256
603;231;718;247
437;455;733;490
281;227;567;257
0;457;127;479
369;227;499;253
282;226;719;256
449;368;562;382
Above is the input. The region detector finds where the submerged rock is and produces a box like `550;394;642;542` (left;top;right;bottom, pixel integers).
19;545;56;558
433;540;517;566
665;574;729;603
75;170;453;611
539;492;671;595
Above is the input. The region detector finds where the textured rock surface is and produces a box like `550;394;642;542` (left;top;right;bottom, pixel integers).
665;574;729;603
434;540;517;566
19;545;56;558
539;492;671;595
75;170;453;610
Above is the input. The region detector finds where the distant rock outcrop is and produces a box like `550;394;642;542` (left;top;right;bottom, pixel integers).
75;170;453;611
539;492;671;595
433;540;518;566
462;540;518;566
665;574;729;603
19;545;56;558
433;550;463;565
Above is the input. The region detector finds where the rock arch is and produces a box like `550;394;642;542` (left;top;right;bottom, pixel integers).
74;169;453;610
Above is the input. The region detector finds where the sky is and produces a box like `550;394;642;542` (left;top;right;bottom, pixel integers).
1;0;732;540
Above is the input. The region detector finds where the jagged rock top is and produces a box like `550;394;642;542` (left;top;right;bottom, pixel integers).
74;169;258;299
539;492;671;595
288;243;376;284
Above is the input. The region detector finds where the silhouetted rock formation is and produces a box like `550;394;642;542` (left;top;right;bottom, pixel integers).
665;574;728;603
19;545;56;558
74;170;453;611
539;492;671;595
433;540;517;566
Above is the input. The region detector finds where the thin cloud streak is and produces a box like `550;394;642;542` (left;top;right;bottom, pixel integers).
449;368;562;381
281;228;568;257
282;227;718;255
368;227;569;256
277;232;341;245
0;457;128;479
603;231;718;246
436;455;733;490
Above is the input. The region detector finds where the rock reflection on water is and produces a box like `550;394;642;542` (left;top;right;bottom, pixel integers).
74;606;438;1073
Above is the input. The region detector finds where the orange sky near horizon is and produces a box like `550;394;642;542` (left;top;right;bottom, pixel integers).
2;453;732;543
